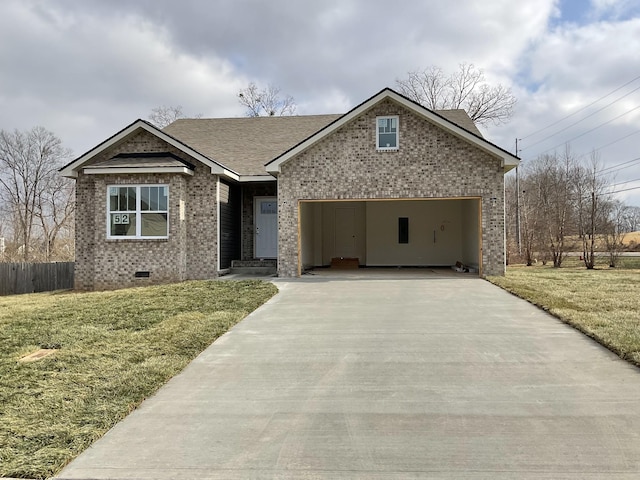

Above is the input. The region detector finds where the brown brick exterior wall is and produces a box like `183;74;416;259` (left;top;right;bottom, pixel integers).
277;99;506;277
74;130;218;290
75;108;507;287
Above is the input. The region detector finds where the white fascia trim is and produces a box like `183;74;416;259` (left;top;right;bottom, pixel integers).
59;120;238;179
266;89;520;174
84;167;194;176
221;169;240;181
239;175;277;182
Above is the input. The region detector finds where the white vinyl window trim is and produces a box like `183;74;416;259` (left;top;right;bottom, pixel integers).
376;115;399;151
106;184;169;239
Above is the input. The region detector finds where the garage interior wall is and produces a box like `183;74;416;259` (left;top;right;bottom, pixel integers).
366;200;462;266
300;199;480;270
300;202;319;269
460;198;480;269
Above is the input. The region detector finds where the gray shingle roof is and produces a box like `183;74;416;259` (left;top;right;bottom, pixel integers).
162;109;481;177
163;115;342;176
436;110;484;137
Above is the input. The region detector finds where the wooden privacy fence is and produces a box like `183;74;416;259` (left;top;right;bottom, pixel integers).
0;262;75;296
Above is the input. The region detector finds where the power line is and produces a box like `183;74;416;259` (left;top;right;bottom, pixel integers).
576;128;640;160
607;184;640;194
601;156;640;172
522;83;640;151
608;177;640;188
521;73;640;140
596;156;640;177
531;105;640;158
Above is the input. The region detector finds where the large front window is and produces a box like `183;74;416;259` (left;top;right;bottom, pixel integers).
108;185;168;238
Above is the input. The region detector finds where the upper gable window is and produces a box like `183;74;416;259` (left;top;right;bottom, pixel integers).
376;116;399;151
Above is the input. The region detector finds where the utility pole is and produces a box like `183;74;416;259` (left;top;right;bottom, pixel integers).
515;139;521;255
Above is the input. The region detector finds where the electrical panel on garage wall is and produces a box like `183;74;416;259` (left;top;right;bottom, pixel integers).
398;217;409;244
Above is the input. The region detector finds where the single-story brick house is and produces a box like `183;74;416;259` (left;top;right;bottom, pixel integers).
60;88;519;290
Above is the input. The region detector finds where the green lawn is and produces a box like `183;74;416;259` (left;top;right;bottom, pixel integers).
488;265;640;366
0;280;278;479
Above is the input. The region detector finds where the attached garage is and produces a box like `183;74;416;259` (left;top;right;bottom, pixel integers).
299;198;481;274
267;89;519;278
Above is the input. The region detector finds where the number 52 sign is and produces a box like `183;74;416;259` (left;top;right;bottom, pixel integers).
113;214;130;225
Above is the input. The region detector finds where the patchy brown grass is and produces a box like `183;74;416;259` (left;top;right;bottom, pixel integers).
0;280;278;479
488;266;640;367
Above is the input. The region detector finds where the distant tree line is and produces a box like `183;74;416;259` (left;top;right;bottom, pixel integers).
505;147;640;269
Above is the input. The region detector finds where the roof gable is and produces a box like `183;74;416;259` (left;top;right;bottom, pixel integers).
59;119;236;179
265;88;519;174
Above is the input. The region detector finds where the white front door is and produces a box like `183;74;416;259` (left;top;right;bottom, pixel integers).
255;197;278;258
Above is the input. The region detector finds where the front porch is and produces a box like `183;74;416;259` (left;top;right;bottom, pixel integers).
221;180;278;275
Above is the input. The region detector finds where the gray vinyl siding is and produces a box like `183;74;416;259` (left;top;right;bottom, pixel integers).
219;180;241;269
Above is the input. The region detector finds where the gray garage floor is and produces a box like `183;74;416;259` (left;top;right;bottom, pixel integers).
57;273;640;479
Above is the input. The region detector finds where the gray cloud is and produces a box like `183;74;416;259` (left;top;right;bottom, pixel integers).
1;0;639;205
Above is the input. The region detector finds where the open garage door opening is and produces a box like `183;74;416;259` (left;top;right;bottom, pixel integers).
299;198;481;275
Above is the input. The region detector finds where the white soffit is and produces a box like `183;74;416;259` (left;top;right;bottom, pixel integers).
83;166;194;176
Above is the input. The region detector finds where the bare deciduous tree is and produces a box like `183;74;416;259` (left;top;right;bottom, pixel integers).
603;200;628;267
0;126;73;261
238;82;296;117
504;175;517;264
528;148;576;267
573;153;609;269
396;63;516;126
37;173;75;260
520;177;540;266
148;105;202;128
623;206;640;232
505;144;640;270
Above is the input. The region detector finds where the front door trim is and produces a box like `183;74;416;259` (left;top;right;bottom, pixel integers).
254;196;278;259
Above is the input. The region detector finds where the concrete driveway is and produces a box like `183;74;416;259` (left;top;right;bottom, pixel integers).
57;272;640;479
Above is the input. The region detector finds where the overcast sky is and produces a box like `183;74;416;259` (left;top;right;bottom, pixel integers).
1;0;639;206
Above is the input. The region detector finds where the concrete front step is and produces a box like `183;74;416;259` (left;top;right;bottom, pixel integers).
230;260;277;276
